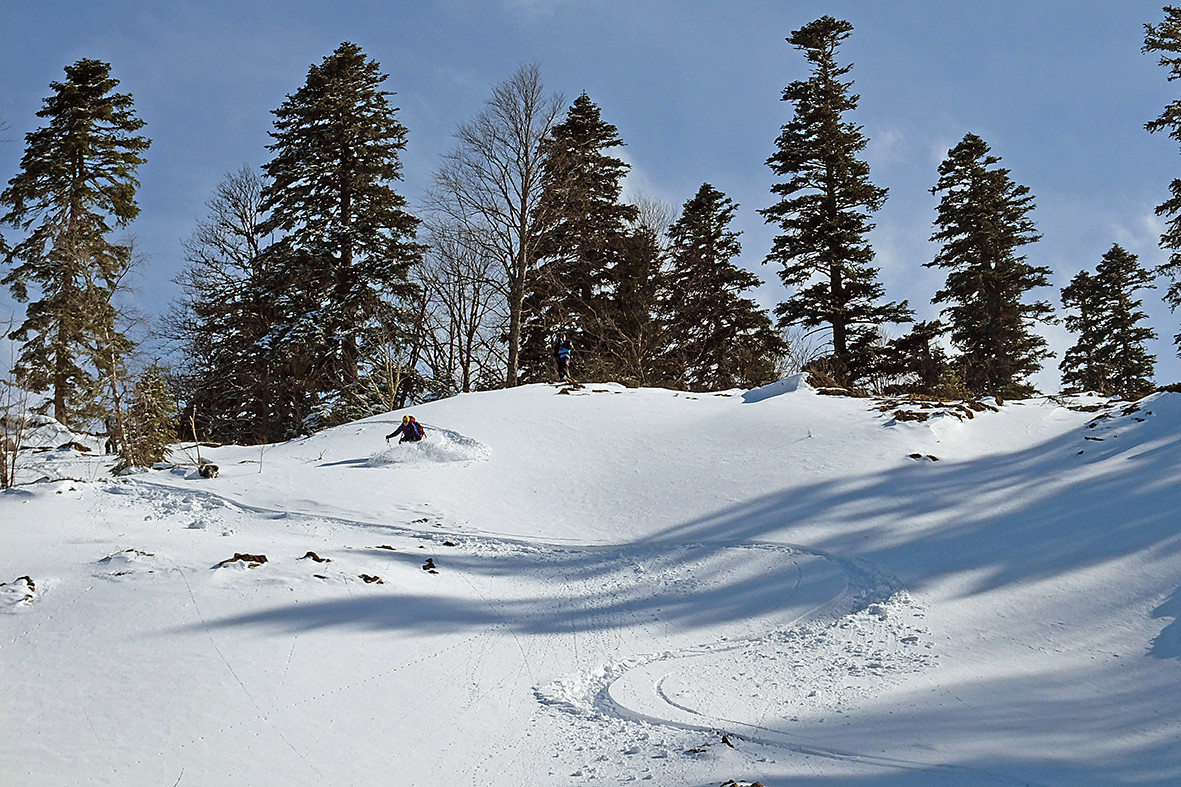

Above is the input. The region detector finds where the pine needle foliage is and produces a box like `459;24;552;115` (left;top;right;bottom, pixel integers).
927;133;1052;398
0;59;149;428
260;42;424;425
1060;244;1157;397
760;16;910;387
663;184;781;390
1144;7;1181;351
115;363;177;473
521;93;638;381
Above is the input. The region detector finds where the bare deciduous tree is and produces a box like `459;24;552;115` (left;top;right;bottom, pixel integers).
416;220;505;394
165;167;282;443
775;325;829;379
427;64;564;386
1;318;33;488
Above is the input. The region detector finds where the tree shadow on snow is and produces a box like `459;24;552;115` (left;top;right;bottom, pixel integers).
185;397;1181;783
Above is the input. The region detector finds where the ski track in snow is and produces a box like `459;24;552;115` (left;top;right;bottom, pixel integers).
14;388;1153;784
94;473;998;784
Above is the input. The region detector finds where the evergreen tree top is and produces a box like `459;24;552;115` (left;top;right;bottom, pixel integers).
788;16;855;66
928;132;1041;269
539;91;636;226
261;41;416;249
549;93;629;162
3;58;149;231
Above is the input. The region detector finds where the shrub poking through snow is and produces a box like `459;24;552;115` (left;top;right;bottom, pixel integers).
216;553;268;568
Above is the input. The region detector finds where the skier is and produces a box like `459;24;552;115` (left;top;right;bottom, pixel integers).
554;335;573;381
386;415;424;444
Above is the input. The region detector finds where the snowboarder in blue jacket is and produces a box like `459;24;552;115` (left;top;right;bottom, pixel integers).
386;415;424;444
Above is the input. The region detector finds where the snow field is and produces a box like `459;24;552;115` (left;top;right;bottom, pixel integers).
3;378;1181;784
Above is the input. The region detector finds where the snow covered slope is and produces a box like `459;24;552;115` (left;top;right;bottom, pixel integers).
3;377;1180;785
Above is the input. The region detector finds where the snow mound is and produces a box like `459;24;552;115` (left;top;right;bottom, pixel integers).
0;575;37;610
368;426;490;466
742;372;810;403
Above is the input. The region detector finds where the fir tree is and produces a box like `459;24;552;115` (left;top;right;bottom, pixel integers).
927;133;1052;398
1144;7;1181;349
663;184;780;390
874;320;951;396
1060;244;1157;397
0;59;149;427
760;16;910;387
521;93;638;381
116;363;177;473
261;42;424;424
605;201;668;386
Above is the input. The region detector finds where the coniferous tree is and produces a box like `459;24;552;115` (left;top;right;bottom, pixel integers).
760;16;910;387
115;363;177;473
521;93;638;382
261;42;424;427
167;167;284;444
873;320;951;396
1144;7;1181;350
663;184;780;390
1059;269;1100;390
927;133;1052;398
0;59;149;427
603;200;669;386
1060;244;1156;397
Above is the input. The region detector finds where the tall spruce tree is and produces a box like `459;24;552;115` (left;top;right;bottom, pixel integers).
261;42;423;426
606;200;669;386
927;133;1052;398
664;184;780;390
1144;7;1181;350
521;93;638;382
1060;244;1157;397
760;16;910;387
0;59;149;427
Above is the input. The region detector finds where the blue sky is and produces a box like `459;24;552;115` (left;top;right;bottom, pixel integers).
1;0;1179;390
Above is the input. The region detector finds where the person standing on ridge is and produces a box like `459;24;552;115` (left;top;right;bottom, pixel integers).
554;335;573;381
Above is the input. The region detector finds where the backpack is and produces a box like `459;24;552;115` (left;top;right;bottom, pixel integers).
408;419;423;439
